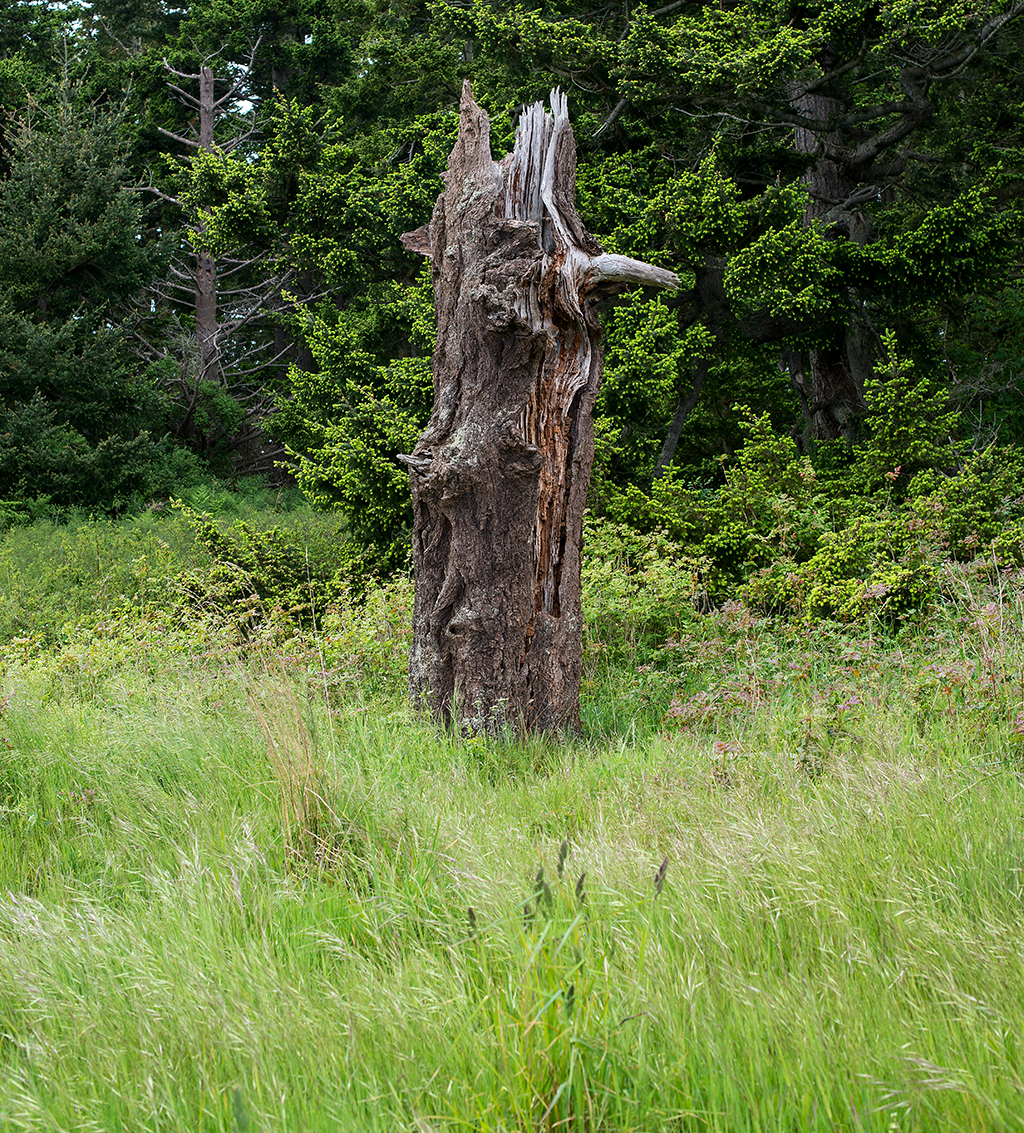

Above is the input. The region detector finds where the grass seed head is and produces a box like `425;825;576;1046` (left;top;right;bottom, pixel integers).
654;854;669;897
557;838;569;878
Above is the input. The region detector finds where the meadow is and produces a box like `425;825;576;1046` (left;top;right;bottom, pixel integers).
0;501;1022;1132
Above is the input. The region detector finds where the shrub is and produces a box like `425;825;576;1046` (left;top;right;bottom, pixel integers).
581;517;703;661
908;445;1024;560
991;520;1024;567
607;411;827;599
775;513;941;623
174;504;352;638
856;330;960;494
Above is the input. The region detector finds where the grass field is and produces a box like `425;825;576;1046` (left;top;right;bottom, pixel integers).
0;510;1022;1131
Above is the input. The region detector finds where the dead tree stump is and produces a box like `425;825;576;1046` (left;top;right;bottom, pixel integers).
400;83;678;735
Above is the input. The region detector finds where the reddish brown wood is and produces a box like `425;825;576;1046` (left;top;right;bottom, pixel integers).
401;84;677;735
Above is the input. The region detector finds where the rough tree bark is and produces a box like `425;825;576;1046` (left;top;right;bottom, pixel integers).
400;83;677;736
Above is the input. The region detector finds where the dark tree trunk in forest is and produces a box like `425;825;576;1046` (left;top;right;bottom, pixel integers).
792;83;874;442
400;83;677;735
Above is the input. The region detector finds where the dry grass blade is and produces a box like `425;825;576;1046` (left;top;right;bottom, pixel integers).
248;682;333;867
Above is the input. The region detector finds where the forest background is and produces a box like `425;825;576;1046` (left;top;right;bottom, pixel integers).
2;0;1024;618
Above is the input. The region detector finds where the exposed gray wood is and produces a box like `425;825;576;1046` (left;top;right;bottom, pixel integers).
401;83;678;735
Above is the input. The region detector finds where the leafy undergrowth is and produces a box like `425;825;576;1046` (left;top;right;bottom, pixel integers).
0;518;1023;1130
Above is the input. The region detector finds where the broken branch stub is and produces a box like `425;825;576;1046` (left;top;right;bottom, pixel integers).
400;83;678;735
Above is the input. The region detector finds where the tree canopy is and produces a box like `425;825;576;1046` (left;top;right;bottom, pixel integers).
0;0;1021;585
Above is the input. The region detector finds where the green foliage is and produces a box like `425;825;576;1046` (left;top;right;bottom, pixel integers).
149;0;1024;569
581;518;703;663
725;219;845;321
0;74;176;510
908;444;1024;560
747;513;942;623
597;293;716;483
174;503;352;637
0;92;157;324
608;411;826;598
657;149;750;263
4;0;1019;614
991;518;1024;567
276;273;435;574
0;484;322;648
605;395;1021;624
939;286;1024;448
0;391;199;511
317;575;414;695
857;331;961;491
0;509;199;646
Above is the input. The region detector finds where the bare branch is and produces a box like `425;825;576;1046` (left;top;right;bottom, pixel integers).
835;100;923;128
592;96;628;138
848;98;933;169
140;184;186;208
163;58;202;81
587;253;679;290
811;184;882;208
926;0;1024;78
792;47;868;99
158;126;199;149
163;81;203;108
401;226;431;257
98;18;130;54
228;346;294;376
649;0;691;16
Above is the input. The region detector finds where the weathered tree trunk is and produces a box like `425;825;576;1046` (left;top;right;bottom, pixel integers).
400;83;677;735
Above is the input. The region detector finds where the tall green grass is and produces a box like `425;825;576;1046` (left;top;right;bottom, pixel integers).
0;513;1022;1130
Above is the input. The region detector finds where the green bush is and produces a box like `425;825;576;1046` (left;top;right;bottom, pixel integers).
907;445;1024;560
581;518;703;662
607;411;827;599
173;504;353;638
0;392;204;512
991;519;1024;567
597;369;1022;627
855;330;960;494
798;513;940;622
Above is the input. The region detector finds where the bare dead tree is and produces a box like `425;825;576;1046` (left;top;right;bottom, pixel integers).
140;48;307;471
159;55;260;390
400;84;678;736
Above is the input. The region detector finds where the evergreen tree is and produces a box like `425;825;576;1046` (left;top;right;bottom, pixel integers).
0;76;178;509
